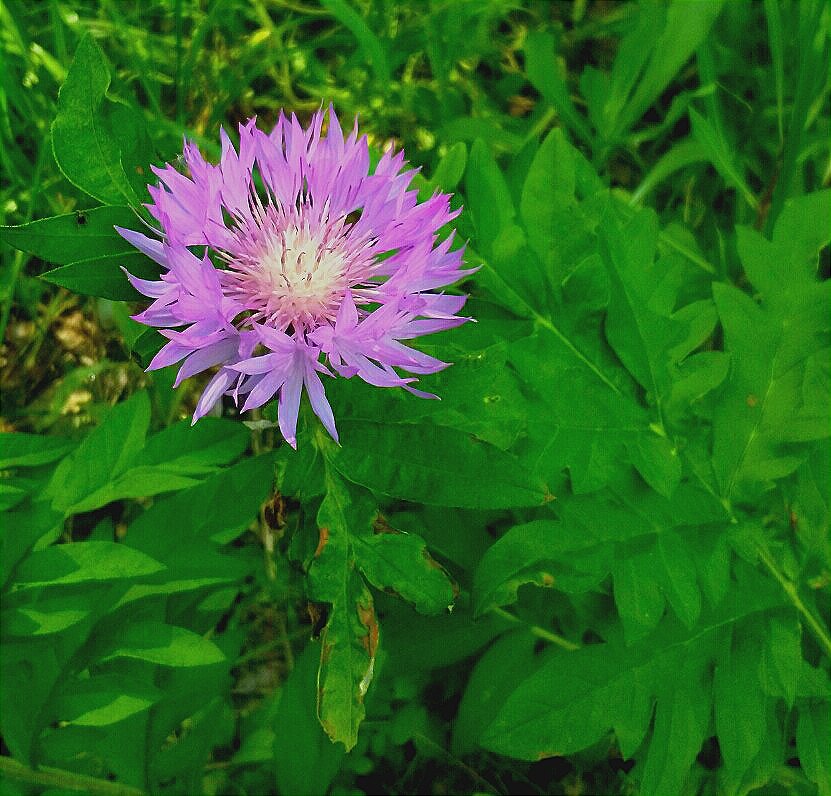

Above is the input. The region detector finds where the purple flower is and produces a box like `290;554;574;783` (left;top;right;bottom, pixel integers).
118;107;473;447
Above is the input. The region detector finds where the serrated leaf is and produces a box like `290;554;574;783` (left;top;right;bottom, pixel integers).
353;532;455;615
712;281;829;502
480;570;783;762
600;208;718;436
13;541;165;588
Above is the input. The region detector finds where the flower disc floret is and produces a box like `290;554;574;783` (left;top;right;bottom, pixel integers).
118;106;473;447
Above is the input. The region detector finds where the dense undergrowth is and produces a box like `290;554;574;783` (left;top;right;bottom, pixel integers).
1;1;829;795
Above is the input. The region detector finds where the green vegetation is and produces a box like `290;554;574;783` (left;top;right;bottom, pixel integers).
1;1;829;795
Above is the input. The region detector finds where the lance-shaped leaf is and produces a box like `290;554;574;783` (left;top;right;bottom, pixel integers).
54;675;164;727
12;542;165;589
0;207;138;264
308;469;377;750
51;34;148;206
101;622;225;667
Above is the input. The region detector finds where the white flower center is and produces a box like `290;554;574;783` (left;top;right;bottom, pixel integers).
226;223;350;330
263;225;346;308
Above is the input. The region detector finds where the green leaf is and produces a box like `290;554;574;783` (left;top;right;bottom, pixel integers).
712;279;829;502
630;138;708;204
797;701;831;796
480;571;781;763
133;417;249;475
713;628;767;788
689;107;757;208
331;419;549;509
759;614;801;707
40;251;158;300
512;329;678;495
51;34;144;206
638;647;712;796
524;31;593;144
465;139;515;253
316;571;377;751
102;622;226;666
12;541;165;588
453;630;541;755
519;128;586;276
3;596;92;636
600;208;718;434
653;530;701;629
320;0;390;85
430;142;467;192
310;470;376;750
0;207;138;264
45;391;151;514
615;0;725;136
56;675;163;727
472;520;563;617
272;644;345;796
613;551;665;644
0;433;74;469
127;452;278;558
353;532;456;615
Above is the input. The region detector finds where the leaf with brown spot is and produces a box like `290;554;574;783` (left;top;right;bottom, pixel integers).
353;531;457;615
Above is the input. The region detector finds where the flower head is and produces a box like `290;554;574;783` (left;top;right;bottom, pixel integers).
118;107;473;446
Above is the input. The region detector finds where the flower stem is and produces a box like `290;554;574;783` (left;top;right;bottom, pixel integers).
756;545;831;660
491;606;580;652
0;756;145;796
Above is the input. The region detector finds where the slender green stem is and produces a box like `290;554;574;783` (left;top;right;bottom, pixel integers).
756;545;831;660
491;606;580;652
0;756;145;796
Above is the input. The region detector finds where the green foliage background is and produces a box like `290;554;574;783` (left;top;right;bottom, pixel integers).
1;1;829;795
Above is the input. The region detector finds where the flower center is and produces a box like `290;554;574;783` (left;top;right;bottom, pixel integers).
263;225;346;308
226;223;350;331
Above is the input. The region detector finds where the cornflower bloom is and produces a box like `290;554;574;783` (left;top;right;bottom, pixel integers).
118;106;473;446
